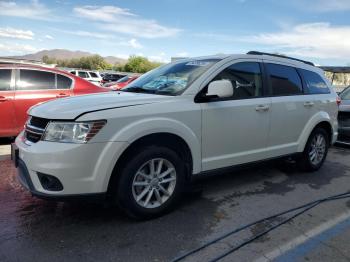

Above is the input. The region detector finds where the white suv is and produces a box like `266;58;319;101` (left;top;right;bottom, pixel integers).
13;52;338;218
70;70;102;86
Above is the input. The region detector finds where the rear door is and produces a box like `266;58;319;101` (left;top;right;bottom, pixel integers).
0;69;16;137
264;62;311;156
14;69;72;133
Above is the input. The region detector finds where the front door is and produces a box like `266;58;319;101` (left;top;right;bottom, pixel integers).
200;61;271;171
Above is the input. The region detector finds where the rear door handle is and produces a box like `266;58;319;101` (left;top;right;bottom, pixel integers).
304;101;314;107
56;93;69;98
255;104;270;112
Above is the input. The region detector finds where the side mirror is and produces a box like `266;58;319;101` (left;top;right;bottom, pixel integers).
207;80;233;98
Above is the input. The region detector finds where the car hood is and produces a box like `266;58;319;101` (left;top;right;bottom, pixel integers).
29;92;172;120
340;99;350;112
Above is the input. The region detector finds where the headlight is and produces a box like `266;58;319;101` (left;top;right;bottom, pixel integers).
42;120;106;143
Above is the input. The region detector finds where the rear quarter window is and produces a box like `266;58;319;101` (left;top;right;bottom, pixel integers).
57;74;73;89
300;69;330;94
89;72;98;78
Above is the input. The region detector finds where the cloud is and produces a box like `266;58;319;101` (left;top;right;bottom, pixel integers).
73;5;182;38
175;51;189;57
0;42;38;54
45;34;53;40
0;0;52;20
62;30;113;39
293;0;350;12
241;22;350;59
148;52;169;63
0;27;34;40
127;39;142;49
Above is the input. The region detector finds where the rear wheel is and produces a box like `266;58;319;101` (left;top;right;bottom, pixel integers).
114;146;186;219
298;128;329;172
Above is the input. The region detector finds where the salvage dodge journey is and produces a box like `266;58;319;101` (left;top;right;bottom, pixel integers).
13;52;338;219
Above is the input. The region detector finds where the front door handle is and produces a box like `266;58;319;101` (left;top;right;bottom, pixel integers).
56;93;69;98
255;104;270;112
0;96;10;102
304;101;315;107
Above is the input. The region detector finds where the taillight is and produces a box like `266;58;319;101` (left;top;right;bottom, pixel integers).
336;96;341;106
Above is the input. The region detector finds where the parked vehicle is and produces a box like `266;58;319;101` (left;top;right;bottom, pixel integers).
337;86;350;144
13;52;338;219
70;70;102;86
101;73;126;84
0;64;110;137
103;75;139;90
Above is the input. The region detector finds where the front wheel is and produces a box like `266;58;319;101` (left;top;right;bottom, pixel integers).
114;146;186;219
298;128;329;172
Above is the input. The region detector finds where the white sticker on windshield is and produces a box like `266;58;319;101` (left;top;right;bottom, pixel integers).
186;61;211;66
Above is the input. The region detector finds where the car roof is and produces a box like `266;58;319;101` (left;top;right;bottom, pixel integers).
183;53;321;74
0;63;76;75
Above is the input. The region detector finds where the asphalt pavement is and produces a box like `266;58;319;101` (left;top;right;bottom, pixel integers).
1;139;350;262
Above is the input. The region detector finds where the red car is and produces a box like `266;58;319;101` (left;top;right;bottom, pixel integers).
0;64;110;137
103;75;139;90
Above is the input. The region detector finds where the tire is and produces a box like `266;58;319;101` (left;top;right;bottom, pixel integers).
113;145;187;219
298;127;329;172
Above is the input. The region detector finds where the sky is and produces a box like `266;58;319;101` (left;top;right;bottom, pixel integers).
1;0;350;65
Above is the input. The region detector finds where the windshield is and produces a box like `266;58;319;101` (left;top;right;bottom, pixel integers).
341;86;350;100
122;59;221;95
116;75;132;83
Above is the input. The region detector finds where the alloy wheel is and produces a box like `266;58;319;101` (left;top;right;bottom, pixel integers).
309;134;326;166
132;158;177;209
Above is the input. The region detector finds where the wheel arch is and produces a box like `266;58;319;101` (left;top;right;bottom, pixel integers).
106;132;197;195
298;113;334;152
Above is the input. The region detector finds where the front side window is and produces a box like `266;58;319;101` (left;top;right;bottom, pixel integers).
266;63;303;96
78;71;89;78
0;69;11;91
210;62;263;99
301;69;330;94
17;70;55;90
123;59;220;96
341;87;350;100
57;74;73;89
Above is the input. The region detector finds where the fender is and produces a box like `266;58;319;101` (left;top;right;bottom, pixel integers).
297;111;333;152
109;117;202;174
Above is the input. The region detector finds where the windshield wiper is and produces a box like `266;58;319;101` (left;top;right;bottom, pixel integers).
122;86;156;94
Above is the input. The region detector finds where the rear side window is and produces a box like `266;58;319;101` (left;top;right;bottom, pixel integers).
0;69;11;91
78;71;89;78
212;62;263;99
18;70;55;90
57;74;73;89
89;72;98;78
300;69;330;94
266;63;303;96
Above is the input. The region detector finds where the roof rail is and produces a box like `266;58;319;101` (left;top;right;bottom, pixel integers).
247;51;314;66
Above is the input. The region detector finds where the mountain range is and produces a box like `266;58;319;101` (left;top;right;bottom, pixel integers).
8;49;127;65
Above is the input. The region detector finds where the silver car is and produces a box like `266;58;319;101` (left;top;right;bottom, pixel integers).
338;86;350;144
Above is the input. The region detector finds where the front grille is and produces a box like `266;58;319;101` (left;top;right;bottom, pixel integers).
25;116;49;143
29;116;50;129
